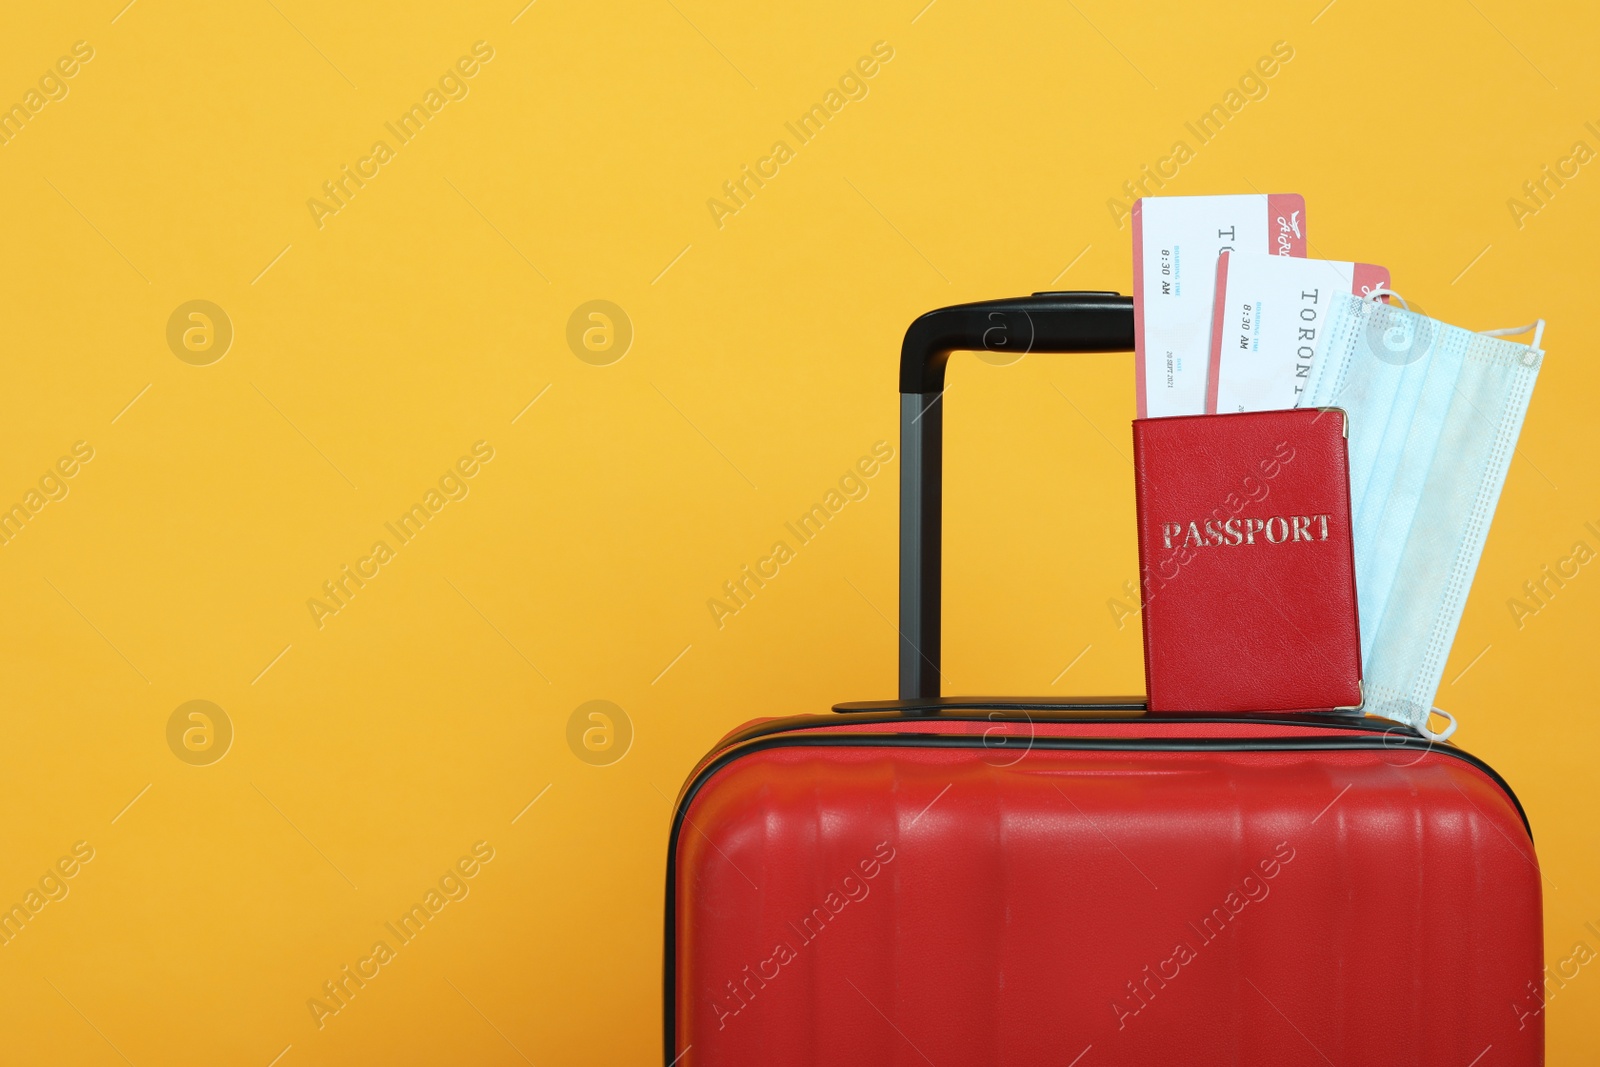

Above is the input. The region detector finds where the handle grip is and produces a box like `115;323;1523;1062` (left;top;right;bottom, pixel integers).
898;291;1135;700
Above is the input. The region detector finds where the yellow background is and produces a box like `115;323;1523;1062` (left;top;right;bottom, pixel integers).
1;0;1596;1062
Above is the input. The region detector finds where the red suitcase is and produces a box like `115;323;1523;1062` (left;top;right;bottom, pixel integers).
666;293;1542;1066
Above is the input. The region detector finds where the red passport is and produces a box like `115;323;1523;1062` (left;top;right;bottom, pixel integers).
1132;408;1362;713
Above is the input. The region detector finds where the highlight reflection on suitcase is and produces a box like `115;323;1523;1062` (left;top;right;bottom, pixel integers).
666;293;1540;1067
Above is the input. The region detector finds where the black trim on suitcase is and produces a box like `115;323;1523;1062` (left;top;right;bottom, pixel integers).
663;724;1533;1062
831;696;1376;718
711;705;1416;755
833;695;1147;714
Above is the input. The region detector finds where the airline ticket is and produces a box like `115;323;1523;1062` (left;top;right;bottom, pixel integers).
1134;194;1307;417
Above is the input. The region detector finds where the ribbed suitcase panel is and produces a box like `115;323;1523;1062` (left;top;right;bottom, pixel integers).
675;742;1540;1066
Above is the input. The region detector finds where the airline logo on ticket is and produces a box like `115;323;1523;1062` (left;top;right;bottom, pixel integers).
1133;194;1306;417
1205;251;1390;414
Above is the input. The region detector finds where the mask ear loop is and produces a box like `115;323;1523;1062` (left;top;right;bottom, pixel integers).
1364;287;1410;310
1421;706;1459;742
1369;292;1546;353
1481;320;1546;352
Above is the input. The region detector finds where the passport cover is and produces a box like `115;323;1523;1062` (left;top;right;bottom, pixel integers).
1132;408;1362;712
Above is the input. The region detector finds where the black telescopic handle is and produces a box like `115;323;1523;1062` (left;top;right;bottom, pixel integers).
898;291;1135;700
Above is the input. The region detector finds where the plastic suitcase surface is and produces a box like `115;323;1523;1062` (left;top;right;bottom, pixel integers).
666;293;1542;1066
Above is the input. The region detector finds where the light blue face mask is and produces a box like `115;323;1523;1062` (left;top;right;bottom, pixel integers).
1298;291;1543;736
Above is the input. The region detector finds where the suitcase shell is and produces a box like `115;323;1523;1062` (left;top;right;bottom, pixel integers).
666;293;1542;1065
668;705;1540;1065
